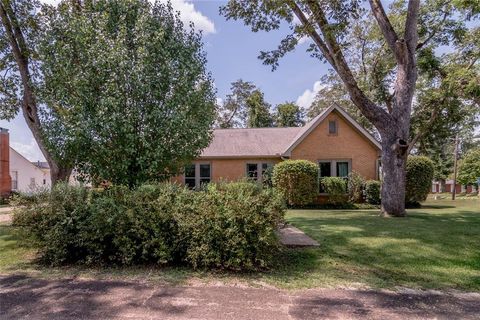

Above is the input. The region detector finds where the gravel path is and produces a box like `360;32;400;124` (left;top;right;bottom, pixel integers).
1;274;479;320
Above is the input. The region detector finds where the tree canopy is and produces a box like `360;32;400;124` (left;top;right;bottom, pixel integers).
458;148;480;186
275;102;305;127
38;0;216;186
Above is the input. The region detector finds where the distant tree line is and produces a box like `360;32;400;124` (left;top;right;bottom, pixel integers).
216;79;305;128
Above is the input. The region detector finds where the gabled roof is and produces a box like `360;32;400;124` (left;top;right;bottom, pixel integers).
200;127;302;158
200;105;381;158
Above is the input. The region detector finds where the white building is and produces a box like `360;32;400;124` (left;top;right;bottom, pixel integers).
9;147;51;193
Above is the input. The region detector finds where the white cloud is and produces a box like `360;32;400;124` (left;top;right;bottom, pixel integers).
216;97;223;106
296;81;324;109
40;0;215;35
11;138;45;162
168;0;215;35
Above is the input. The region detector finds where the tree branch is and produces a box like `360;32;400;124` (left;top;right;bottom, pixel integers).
368;0;401;61
416;9;449;50
404;0;420;55
286;0;337;70
408;106;439;153
303;0;392;129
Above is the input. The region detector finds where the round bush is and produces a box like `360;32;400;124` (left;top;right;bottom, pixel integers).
321;177;348;205
365;180;381;205
406;156;435;205
272;160;319;206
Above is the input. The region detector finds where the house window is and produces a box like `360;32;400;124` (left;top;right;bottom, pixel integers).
184;163;211;189
246;163;274;183
328;120;337;135
184;164;196;189
318;160;351;193
246;163;259;180
199;164;211;186
11;171;18;190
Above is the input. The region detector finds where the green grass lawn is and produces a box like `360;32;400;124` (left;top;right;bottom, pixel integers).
1;198;479;291
269;198;480;290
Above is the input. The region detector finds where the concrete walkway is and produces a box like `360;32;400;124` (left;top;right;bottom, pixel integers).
1;275;479;320
277;225;319;247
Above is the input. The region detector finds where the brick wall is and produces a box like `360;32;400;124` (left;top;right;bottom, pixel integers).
0;129;11;196
290;110;380;180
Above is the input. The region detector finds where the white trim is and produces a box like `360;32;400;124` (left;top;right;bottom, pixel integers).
282;105;381;156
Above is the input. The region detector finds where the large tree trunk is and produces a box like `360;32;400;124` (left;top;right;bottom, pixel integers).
380;132;409;217
50;165;72;185
1;1;72;187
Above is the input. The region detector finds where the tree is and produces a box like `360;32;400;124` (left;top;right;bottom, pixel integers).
457;148;480;186
221;0;478;216
0;0;73;184
275;102;304;127
38;0;216;187
246;90;273;127
216;79;256;128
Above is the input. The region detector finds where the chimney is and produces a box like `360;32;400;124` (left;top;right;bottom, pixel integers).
0;128;11;196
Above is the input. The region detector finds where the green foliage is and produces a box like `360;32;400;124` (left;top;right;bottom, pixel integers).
365;180;381;205
321;177;348;205
406;156;435;205
37;0;216;187
458;148;480;185
272;160;318;206
215;79;257;128
275;102;305;127
347;171;365;203
12;182;285;270
246;90;273;127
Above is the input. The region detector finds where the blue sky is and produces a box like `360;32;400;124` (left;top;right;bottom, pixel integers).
1;0;329;161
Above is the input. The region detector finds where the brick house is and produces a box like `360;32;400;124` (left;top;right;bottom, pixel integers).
173;105;382;189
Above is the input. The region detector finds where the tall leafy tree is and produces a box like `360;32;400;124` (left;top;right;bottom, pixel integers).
216;79;256;128
246;89;273;127
457;148;480;187
38;0;216;187
221;0;478;216
0;0;74;184
275;102;305;127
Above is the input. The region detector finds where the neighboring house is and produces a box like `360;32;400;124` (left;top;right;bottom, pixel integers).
10;148;51;193
431;180;477;194
0;127;51;194
173;105;382;194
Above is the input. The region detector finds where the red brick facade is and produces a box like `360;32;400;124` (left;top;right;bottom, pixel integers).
0;129;11;196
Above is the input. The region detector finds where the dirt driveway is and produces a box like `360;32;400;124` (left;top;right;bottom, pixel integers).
1;274;479;320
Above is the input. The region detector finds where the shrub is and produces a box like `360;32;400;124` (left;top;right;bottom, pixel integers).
321;177;348;205
365;180;381;205
406;156;435;206
347;171;365;203
272;160;318;206
12;181;285;270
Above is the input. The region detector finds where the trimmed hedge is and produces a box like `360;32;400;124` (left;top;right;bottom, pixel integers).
12;182;285;270
321;177;347;205
406;156;434;205
365;180;381;205
272;160;318;206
